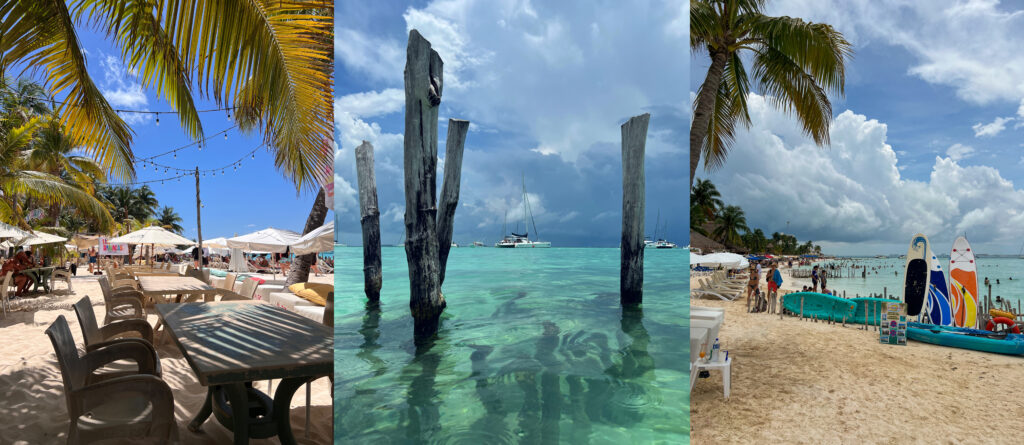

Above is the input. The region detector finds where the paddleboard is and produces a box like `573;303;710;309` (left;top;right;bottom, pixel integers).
926;247;954;326
907;322;1024;355
903;234;929;317
782;292;856;321
949;236;979;328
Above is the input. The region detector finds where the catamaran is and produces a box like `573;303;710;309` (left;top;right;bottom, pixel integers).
496;175;551;248
645;209;677;248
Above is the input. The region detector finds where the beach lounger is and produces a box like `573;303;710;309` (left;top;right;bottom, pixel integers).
98;277;146;325
693;279;742;300
45;315;176;443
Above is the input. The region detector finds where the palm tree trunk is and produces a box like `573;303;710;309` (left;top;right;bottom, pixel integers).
284;188;328;287
689;49;729;187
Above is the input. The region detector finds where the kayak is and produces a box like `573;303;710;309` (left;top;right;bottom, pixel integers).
848;297;895;325
906;322;1024;355
782;292;856;321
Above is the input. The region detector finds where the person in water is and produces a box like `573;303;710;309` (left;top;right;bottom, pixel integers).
985;277;991;287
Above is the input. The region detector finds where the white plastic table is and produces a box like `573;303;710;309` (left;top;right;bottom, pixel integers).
696;355;732;398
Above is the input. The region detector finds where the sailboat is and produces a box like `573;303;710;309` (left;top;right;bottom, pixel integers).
646;210;677;249
496;174;551;248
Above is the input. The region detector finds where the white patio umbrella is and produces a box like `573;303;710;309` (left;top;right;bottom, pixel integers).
289;221;333;255
694;252;749;269
226;227;301;253
0;221;32;239
203;237;230;249
108;226;194;246
12;230;67;247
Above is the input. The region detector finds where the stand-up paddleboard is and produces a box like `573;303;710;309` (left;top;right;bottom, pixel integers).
903;234;930;317
949;236;979;328
926;247;954;326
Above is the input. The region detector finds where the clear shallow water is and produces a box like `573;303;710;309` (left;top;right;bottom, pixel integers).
795;257;1024;309
334;246;689;444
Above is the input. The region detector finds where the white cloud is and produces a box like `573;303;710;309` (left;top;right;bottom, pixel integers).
559;210;579;222
768;1;1024;106
334;89;404;119
709;92;1024;249
335;27;405;84
946;143;974;161
972;116;1013;137
98;54;150;125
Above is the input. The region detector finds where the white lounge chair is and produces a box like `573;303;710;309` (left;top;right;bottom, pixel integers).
51;269;73;294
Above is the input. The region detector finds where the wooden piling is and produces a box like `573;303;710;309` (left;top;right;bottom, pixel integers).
436;119;469;287
620;113;649;305
355;141;383;301
403;30;446;338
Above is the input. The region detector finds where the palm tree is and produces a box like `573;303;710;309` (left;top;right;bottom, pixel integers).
0;117;114;230
712;205;749;246
3;1;333;184
689;0;852;186
691;178;724;221
27;115;108;224
155;206;184;234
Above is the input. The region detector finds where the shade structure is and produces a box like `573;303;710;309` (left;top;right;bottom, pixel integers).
71;234;100;249
107;226;194;246
13;230;67;247
226;227;301;253
203;237;230;249
289;221;333;255
0;222;32;239
692;252;749;269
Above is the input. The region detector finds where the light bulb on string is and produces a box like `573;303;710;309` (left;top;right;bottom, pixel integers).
155;113;159;126
224;133;228;141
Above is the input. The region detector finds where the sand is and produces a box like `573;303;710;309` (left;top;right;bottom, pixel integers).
690;268;1024;444
0;271;334;444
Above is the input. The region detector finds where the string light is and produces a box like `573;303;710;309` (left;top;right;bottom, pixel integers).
155;113;159;126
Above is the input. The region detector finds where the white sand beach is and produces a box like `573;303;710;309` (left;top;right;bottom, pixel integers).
0;271;333;444
690;268;1024;444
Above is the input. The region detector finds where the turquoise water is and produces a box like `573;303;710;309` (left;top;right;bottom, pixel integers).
334;246;689;444
795;257;1024;309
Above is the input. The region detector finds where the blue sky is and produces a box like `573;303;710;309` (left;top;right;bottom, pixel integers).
13;28;332;240
334;0;689;247
692;0;1024;256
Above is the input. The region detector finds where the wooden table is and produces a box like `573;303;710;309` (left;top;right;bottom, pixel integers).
155;302;331;445
137;276;220;303
21;266;55;293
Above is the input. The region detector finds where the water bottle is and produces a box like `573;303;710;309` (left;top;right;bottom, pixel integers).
711;338;720;362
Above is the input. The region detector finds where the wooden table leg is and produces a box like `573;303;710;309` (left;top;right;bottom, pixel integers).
188;387;215;432
272;376;317;445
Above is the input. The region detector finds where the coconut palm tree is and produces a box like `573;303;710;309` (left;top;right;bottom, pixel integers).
100;185;157;224
2;0;333;185
0;117;114;230
689;0;852;186
691;178;724;222
712;205;749;247
155;205;183;234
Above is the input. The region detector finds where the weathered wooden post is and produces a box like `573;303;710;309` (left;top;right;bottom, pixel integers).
436;119;469;287
404;30;446;338
355;141;382;301
620;113;649;305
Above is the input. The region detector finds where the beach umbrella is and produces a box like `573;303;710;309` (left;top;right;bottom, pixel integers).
695;252;749;269
226;227;301;253
71;234;100;249
0;221;31;239
12;230;67;247
289;221;333;255
203;237;231;249
108;226;194;246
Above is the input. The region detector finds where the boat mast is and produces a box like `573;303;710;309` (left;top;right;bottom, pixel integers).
522;173;540;240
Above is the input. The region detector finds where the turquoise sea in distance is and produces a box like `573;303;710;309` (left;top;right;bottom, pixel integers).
795;257;1024;310
334;246;689;444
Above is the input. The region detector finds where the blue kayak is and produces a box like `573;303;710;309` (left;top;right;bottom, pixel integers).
906;322;1024;355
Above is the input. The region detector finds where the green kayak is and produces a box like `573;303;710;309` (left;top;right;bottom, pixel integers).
907;322;1024;355
782;292;856;321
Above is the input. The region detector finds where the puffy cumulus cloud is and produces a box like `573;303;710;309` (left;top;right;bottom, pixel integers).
708;93;1024;252
972;117;1013;137
334;89;403;118
97;54;150;125
769;0;1024;107
945;143;974;161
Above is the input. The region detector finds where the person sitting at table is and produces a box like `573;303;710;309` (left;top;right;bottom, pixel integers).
10;248;36;297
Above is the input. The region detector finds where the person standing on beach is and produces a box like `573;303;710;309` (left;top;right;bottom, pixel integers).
87;247;98;274
747;264;759;311
812;265;820;292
